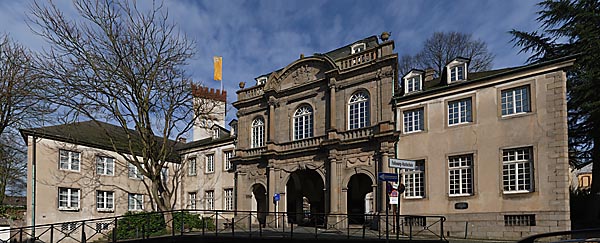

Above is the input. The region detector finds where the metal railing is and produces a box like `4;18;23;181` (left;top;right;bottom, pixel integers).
0;210;447;243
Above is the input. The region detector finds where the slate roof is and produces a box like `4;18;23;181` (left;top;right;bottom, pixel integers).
395;55;577;101
20;121;181;162
176;135;234;151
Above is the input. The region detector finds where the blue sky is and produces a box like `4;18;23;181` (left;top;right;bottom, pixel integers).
0;0;542;122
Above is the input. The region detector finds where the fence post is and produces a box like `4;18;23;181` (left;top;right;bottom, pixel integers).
290;220;294;239
180;210;184;236
215;211;219;237
113;218;118;243
81;221;86;243
441;217;445;241
409;217;413;240
259;215;262;237
231;218;235;237
50;225;54;243
314;215;318;239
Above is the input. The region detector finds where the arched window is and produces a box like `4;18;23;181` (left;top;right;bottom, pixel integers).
348;91;370;130
293;105;313;140
251;117;265;148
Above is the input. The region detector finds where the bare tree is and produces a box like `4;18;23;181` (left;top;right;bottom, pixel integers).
0;34;52;204
29;0;215;218
399;31;495;77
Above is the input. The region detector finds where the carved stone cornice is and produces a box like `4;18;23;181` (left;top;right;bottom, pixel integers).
268;96;280;107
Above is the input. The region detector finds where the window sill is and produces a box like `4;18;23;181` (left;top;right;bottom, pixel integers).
447;121;473;128
401;130;426;136
503;190;533;195
500;111;534;120
128;209;144;212
448;194;473;198
97;209;114;213
59;207;80;211
403;196;425;200
59;169;81;173
97;174;115;177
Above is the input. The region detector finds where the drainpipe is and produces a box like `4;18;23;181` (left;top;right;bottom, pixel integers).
31;135;37;234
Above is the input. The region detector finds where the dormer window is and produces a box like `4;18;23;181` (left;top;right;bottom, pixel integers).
403;70;424;94
351;43;366;54
406;76;422;93
212;128;219;139
446;57;469;83
450;65;465;82
257;77;267;85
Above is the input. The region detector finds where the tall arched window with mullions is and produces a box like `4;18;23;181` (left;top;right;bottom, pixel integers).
251;117;265;148
293;105;313;140
348;91;370;130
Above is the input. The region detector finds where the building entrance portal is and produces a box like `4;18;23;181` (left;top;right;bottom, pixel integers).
347;173;374;224
252;184;267;225
286;169;324;225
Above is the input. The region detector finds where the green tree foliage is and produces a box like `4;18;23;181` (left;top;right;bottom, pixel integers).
510;0;600;195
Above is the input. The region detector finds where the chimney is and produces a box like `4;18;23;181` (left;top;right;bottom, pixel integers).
424;68;435;82
178;137;187;143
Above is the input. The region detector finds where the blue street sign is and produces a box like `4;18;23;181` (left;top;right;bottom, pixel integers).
273;193;280;202
378;172;399;182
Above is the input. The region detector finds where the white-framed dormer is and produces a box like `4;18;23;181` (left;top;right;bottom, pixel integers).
256;76;268;86
446;57;469;83
351;43;366;54
403;69;424;94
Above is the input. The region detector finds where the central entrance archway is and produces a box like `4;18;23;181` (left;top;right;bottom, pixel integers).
286;169;324;225
347;173;374;224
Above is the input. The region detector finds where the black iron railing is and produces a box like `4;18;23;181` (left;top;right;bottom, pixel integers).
0;210;447;243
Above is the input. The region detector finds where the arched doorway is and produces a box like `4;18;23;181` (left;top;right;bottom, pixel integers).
286;169;324;225
252;184;267;225
347;173;373;224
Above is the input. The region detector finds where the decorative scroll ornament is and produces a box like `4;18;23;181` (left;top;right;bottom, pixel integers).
292;65;316;84
346;156;372;168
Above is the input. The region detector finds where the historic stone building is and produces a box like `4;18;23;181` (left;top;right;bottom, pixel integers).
232;35;398;225
393;56;575;239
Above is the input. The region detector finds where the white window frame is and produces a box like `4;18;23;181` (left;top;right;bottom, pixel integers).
128;163;143;179
96;156;114;176
224;151;234;171
257;77;267;85
188;192;197;209
205;154;215;173
502;147;534;194
449;65;465;82
501;85;530;116
405;75;422;93
212;128;219;139
251;118;265;148
403;160;425;199
96;190;114;212
59;150;80;172
188;157;197;176
448;154;474;197
128;193;144;211
224;188;234;211
448;98;473;125
403;108;424;133
293;105;314;140
348;91;370;130
205;190;214;210
58;187;80;210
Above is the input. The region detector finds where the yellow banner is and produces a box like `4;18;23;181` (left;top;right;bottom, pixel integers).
213;56;222;81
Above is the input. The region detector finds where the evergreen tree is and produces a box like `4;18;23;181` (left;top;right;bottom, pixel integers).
510;0;600;195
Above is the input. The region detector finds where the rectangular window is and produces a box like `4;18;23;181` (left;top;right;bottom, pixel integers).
58;187;80;210
224;151;234;171
501;85;530;116
448;98;472;125
96;191;114;211
59;150;80;171
128;163;143;179
128;193;143;211
403;160;425;198
188;192;197;209
448;154;473;196
224;188;234;211
205;190;214;210
188;158;197;176
504;215;536;226
403;108;425;133
406;76;422;93
206;154;214;173
502;147;533;193
96;156;114;176
450;66;464;81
